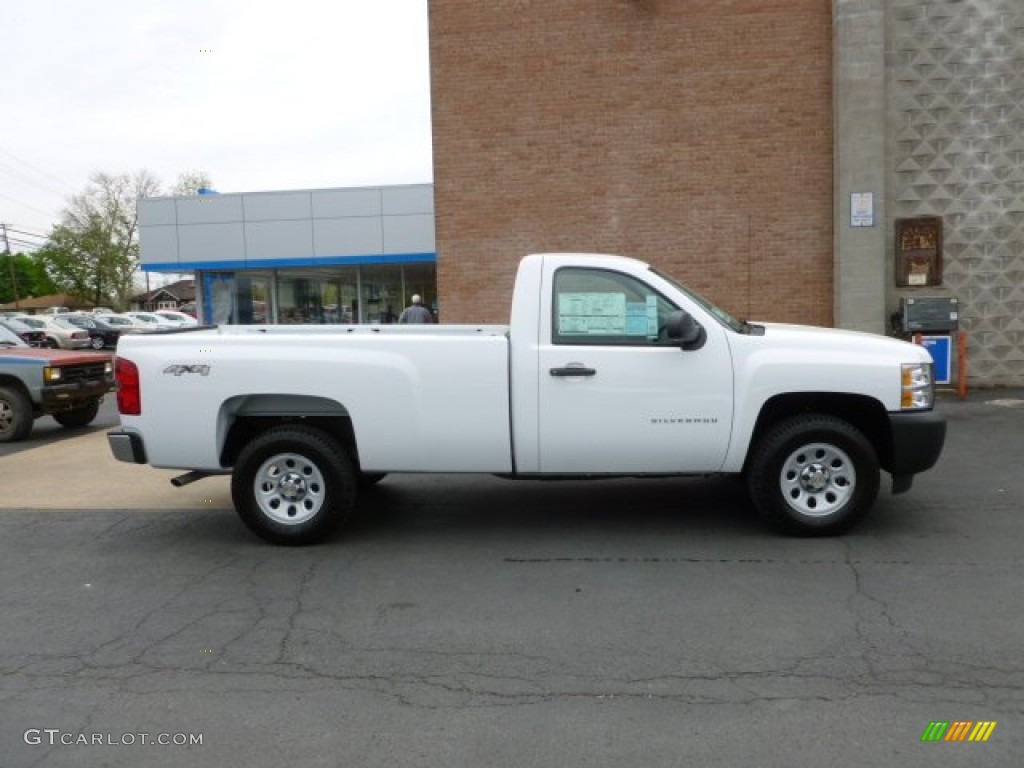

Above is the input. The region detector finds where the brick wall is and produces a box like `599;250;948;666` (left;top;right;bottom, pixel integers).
428;0;832;326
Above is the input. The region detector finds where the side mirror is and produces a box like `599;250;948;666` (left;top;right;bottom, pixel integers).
665;310;706;351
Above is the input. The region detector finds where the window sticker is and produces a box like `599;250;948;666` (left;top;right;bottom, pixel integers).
558;292;627;335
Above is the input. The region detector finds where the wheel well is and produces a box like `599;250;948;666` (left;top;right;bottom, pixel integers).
0;376;32;401
746;393;892;472
218;395;360;469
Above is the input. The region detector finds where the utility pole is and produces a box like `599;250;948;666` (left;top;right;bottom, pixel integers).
1;223;22;310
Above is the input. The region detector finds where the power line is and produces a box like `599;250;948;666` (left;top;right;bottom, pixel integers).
5;226;48;240
0;191;56;219
0;160;68;201
0;145;77;194
5;237;44;252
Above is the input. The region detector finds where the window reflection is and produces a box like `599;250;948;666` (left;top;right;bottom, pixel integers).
197;263;436;325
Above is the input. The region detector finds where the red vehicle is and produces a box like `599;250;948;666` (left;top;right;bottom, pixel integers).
0;324;113;442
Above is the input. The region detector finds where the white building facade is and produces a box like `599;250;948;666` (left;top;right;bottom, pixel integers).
138;184;437;325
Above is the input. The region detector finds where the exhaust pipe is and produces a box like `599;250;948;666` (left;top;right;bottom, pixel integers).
170;470;210;488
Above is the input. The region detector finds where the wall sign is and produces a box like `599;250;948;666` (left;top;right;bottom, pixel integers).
850;193;874;227
896;216;943;286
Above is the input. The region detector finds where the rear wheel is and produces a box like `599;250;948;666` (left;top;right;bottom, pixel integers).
0;386;34;442
53;400;101;428
232;425;356;545
747;414;879;536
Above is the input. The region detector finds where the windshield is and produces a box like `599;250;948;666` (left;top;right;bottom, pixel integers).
649;266;746;333
2;318;32;333
0;324;27;346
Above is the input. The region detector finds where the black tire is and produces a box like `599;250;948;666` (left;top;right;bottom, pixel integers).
0;385;34;443
358;472;387;489
47;337;60;349
231;425;356;545
53;400;101;428
746;414;879;536
90;336;105;350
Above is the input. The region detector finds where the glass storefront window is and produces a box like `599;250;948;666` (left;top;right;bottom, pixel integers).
360;265;403;324
277;267;359;324
402;262;438;321
197;262;436;325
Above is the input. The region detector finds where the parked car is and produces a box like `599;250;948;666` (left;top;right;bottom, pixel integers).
90;307;114;316
154;310;199;327
0;318;48;348
94;314;154;334
43;306;72;315
61;314;123;350
14;316;91;349
0;324;113;442
123;311;178;331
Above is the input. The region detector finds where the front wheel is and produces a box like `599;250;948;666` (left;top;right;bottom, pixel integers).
90;336;105;350
746;414;880;536
53;400;100;428
232;425;356;545
0;386;34;442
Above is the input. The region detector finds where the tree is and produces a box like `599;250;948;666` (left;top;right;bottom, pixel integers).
0;252;58;305
170;170;214;196
36;170;161;309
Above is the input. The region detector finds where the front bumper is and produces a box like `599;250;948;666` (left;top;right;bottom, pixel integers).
888;409;946;477
41;379;112;412
108;429;147;464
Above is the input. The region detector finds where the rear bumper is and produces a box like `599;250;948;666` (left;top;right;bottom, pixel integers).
888;409;946;477
108;429;147;464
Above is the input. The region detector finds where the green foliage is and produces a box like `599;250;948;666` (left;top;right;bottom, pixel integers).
0;252;58;305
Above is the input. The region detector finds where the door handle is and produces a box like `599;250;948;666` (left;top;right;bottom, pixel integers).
549;364;596;377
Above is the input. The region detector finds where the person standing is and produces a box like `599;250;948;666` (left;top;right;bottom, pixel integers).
398;294;434;324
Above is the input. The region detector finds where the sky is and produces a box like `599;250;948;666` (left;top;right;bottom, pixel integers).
0;0;433;254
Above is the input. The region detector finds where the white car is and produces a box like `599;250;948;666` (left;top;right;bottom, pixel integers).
154;310;198;327
123;312;178;331
15;315;91;349
95;314;155;334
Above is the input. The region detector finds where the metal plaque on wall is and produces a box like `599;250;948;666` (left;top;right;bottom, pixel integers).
896;216;943;287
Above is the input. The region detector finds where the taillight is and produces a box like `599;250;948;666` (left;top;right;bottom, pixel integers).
115;357;141;415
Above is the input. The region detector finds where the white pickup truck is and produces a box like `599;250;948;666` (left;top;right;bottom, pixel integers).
108;253;945;544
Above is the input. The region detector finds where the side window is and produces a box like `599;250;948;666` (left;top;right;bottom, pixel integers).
552;267;679;346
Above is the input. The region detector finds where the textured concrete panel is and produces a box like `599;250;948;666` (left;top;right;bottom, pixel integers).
888;0;1024;385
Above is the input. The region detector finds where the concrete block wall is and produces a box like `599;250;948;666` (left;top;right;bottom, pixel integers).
887;0;1024;386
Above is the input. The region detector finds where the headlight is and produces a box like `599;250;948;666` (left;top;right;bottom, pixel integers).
901;362;934;409
43;366;62;382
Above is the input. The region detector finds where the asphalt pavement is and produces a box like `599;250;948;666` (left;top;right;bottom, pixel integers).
0;390;1022;767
